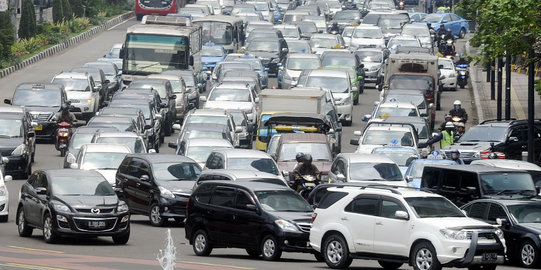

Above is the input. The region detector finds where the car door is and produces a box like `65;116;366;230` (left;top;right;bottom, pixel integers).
123;158;147;212
31;173;49;227
207;186;237;245
230;189;261;248
506;125;528;160
134;159;154;213
341;195;378;252
22;173;40;226
487;203;521;252
373;196;411;256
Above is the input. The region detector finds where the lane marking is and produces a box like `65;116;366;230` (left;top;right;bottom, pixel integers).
7;246;64;254
2;263;67;270
181;260;255;270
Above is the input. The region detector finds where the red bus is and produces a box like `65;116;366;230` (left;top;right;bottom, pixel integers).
135;0;185;20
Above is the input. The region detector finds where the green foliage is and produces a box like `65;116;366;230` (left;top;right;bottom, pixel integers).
18;0;37;39
70;0;84;18
52;0;63;23
536;79;541;97
62;0;73;20
0;11;15;58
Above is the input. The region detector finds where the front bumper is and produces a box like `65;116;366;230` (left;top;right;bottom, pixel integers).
33;122;56;140
53;211;130;237
276;230;314;253
364;70;381;83
3;155;29;175
439;231;505;267
159;196;189;218
0;196;8;216
336;103;353;121
442;77;457;89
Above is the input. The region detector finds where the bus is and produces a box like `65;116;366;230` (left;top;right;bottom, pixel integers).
121;16;202;85
135;0;185;20
192;15;245;53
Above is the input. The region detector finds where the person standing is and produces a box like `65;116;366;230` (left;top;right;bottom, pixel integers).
427;121;455;149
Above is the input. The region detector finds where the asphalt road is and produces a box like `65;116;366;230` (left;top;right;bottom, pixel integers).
0;18;510;270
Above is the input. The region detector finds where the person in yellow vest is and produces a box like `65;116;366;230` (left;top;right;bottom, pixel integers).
427;121;455;149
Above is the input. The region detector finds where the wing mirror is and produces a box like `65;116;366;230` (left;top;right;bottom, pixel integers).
496;218;511;229
350;138;359;145
140;175;150;182
172;124;181;130
199;96;207;103
1;157;8;164
336;173;346;182
4;175;12;182
168;142;178;149
395;210;409;220
235;126;243;133
36;187;48;195
353;130;362;136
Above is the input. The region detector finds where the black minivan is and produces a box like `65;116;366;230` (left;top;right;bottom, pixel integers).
185;181;318;261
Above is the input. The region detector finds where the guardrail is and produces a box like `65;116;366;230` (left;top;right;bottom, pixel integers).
0;11;134;79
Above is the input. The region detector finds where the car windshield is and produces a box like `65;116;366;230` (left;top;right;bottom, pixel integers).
229;111;247;126
388;39;419;48
342;27;354;37
387;94;426;109
278;143;331;161
95;137;145;153
389;75;433;90
378;18;404;29
202;47;224;57
507;203;541;223
128;82;167;99
187;115;228;126
153;162;201;181
12;89;62;107
187;146;230;163
70;133;95;149
298;23;317;34
355;51;383;62
227;158;280;175
287;42;310;53
306;76;349;93
279;27;299;38
304;17;326;28
439;60;454;69
247;40;279;52
322;56;355;67
349;162;403;181
362;130;415;147
168;80;183;94
81;152;127;170
422;14;443;24
406;197;465;218
256;190;313;212
287;58;320;70
310;38;339;48
185;130;227;140
52;78;90;91
376;107;419;118
0;119;23;137
480;173;536;195
334;12;359;20
353;28;382;38
51;176;116;196
208;89;251;102
458;125;507;143
372;149;419;166
89;121;134;133
179;74;195;86
234;59;263;70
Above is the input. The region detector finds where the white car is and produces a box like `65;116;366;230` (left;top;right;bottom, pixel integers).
351;124;419;154
70;143;132;186
309;33;346;55
439;57;458;91
51;72;100;121
202;85;258;124
349;25;385;49
401;23;433;50
364;101;421;122
278;53;321;89
387;36;422;54
310;185;506;269
0;173;12;222
328;153;407;185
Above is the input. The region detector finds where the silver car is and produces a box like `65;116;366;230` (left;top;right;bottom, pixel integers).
278;53;321;89
70;143;132;186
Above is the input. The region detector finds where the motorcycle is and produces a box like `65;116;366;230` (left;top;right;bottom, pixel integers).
456;64;469;89
451;116;465;125
441;39;455;58
55;122;72;157
298;174;320;199
398;0;404;10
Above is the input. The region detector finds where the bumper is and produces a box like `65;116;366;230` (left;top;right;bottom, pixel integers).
33;122;56;140
238;135;252;149
4;155;29;175
281;78;298;89
159;196;189;218
175;105;186;121
276;230;314;253
442;77;457;89
438;231;505;266
364;70;381;83
336;104;353;120
53;212;130;237
0;197;8;216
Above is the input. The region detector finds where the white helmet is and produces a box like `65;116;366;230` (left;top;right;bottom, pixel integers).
453;100;462;106
445;121;454;128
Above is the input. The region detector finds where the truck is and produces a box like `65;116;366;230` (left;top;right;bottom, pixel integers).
382;54;442;110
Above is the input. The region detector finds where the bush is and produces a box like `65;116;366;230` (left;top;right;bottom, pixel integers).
52;0;63;23
0;11;15;58
18;0;37;39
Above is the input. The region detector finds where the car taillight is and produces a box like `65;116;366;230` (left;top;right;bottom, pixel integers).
185;198;190;217
480;150;506;159
311;213;317;222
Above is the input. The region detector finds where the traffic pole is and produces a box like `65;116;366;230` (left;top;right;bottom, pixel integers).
527;50;535;163
505;55;511;120
497;58;503;121
490;59;495;100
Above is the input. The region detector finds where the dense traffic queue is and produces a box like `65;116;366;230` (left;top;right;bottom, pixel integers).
1;0;541;269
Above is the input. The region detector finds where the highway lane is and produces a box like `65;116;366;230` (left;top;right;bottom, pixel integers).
0;17;489;270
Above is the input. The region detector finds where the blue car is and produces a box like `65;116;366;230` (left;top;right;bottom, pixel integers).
404;158;458;188
421;13;469;38
231;57;269;88
200;45;227;85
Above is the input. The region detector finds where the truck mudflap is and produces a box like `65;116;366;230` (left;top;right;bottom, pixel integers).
444;230;505;267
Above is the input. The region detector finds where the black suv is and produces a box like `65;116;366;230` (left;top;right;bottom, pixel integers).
185;181;316;261
115;154;201;226
0;110;36;179
443;119;541;164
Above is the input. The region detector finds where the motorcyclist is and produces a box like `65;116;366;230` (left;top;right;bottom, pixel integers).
293;154;321;191
454;122;465;141
449;149;465;164
55;104;77;125
439;113;453;131
293;152;304;170
435;24;446;43
329;22;340;34
449;100;468;123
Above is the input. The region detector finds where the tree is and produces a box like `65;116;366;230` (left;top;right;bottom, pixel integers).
52;0;64;23
70;0;84;18
0;11;15;58
62;0;72;20
18;0;37;39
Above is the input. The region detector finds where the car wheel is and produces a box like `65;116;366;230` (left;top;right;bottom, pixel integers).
246;249;260;258
323;234;353;269
459;28;466;39
17;208;33;237
343;119;352;126
136;14;143;20
520;240;539;268
0;214;7;222
31;151;35;163
112;229;130;245
261;235;282;261
412;241;441;270
192;229;212;256
467;265;497;270
378;260;403;270
164;118;172;136
21;163;31;179
43;213;58;243
149;203;165;227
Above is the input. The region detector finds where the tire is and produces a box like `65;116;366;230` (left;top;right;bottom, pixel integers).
353;95;359;105
21;163;31;179
322;234;353;269
112;229;130;245
60;148;66;157
0;214;7;222
261;235;282;261
43;213;58;243
149;203;165;227
192;229;213;256
378;260;403;270
31;151;35;163
412;242;441;270
246;249;260;258
468;265;497;270
314;252;325;262
459;28;466;39
519;240;539;268
164;118;172;136
17;208;33;237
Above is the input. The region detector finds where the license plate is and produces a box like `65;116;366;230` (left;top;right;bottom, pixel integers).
305;183;315;187
88;221;106;228
482;253;497;261
34;125;42;131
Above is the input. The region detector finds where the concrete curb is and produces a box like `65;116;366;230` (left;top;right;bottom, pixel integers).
465;40;485;123
0;11;134;79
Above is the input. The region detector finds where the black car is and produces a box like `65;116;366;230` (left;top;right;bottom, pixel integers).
0;113;35;178
16;169;130;244
116;154;202;226
462;199;541;268
185;181;316;261
4;83;67;141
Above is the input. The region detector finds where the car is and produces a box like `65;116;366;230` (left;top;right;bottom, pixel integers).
309;33;346;55
230;57;269;88
355;48;385;86
209;61;253;88
175;138;234;168
204;149;283;181
401;23;433;50
371;146;419;175
0;173;13;222
147;73;191;122
202;85;258;125
294;21;318;39
185;181;316;260
438;57;458;91
70;67;109;107
63;126;119;168
310;185;505;269
96;107;148;146
351;123;420;154
328;153;407;185
161;70;201;107
443;119;541;164
201;44;227;73
245;21;274;36
227;110;254;149
4;83;67;141
329;10;362;33
91;132;149;154
303;15;327;33
340;26;355;45
349;25;385;49
116;154;201;226
320;50;365;99
470;159;541;187
421;13;470;38
16;169;130;244
277;53;321;89
173;123;235;149
179;109;242;148
285;39;313;54
0;110;36;179
404;158;457;188
70;143;132;186
245;37;289;76
83;61;121;97
104;43;122;58
381;90;435;130
462;199;541;268
387;36;422;54
363;101;421;122
246;1;272;22
51;72;100;121
194;169;287;189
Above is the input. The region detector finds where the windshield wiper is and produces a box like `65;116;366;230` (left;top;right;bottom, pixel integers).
493;189;535;196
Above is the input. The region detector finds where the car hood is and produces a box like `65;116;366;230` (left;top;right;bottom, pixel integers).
444;141;493;151
355;144;379;154
0;137;24;150
518;223;541;232
440;69;456;76
54;195;119;208
204;101;253;111
419;217;495;229
363;62;381;70
350;38;384;46
67;91;92;101
332;19;357;25
159;180;196;195
277;161;332;172
271;211;313;224
24;106;59;114
249;51;279;59
285;69;303;78
349;179;408;187
96;170;117;185
202;57;225;64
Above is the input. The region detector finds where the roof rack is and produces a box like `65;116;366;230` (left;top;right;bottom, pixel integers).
142;15;192;27
480;118;516;124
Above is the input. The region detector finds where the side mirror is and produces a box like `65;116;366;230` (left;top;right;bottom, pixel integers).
144;124;152;129
170;95;177;100
496;218;511;229
160;102;167;108
395;210;409;220
70;163;79;169
104;80;111;84
244;204;258;212
172;124;181;130
168;142;178;149
350;138;359;145
336;173;346;182
148;149;156;153
420;113;428;117
3;99;11;105
140;175;150;182
1;157;8;164
212;74;218;80
508;136;519;143
281;47;289;53
373;101;380;106
406;175;413;182
428;103;434;109
36;187;48;195
93;86;100;92
362;114;371;121
199;96;207;103
4;175;12;182
254;97;259;103
353;130;362;136
235;126;243;133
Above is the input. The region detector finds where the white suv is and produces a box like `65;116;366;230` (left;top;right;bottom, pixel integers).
309;186;506;270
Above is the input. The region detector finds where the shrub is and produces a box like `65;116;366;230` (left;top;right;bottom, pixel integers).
52;0;63;23
0;11;15;58
18;0;37;39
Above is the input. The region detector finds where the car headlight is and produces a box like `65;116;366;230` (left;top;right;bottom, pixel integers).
52;201;71;213
11;144;26;156
275;219;299;232
440;229;469;240
472;151;481;158
450;73;456;78
159;186;175;199
117;202;129;213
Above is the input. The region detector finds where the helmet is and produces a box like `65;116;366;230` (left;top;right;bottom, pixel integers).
456;122;465;128
445;121;454;128
446;28;452;34
332;22;338;27
296;152;305;163
303;154;313;164
453;100;461;106
439;24;445;29
450;149;460;159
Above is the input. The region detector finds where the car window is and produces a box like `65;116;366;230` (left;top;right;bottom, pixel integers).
210;186;235;208
450;14;460;21
422;168;440;189
235;190;254;209
443;14;451;22
487;204;508;224
195;184;213;204
28;173;39;188
441;171;460;191
380;199;405;219
332;159;346;175
37;174;48;189
317;190;347;208
464;202;488;219
509;126;527;142
345;197;379;216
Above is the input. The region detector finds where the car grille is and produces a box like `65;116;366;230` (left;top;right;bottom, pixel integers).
73;217;117;232
297;222;311;233
443;150;477;159
75;207;115;214
29;112;54;122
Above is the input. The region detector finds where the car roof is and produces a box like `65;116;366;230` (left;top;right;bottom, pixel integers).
190;108;228;116
378;101;417;108
147;74;181;81
89;116;132;123
128;153;198;163
366;125;412;132
410;159;457;165
308;69;348;77
0;113;23;120
425;164;527;173
80;143;131;153
183;123;228;131
212;148;273;158
198;180;291;191
337;153;396;163
199;169;280;179
44;168;103;178
54;72;89;79
287;53;320;59
74;126;118;134
465;198;541;206
327;185;441;198
131;78;169;85
16;82;64;91
382;116;427;124
95;132;139;138
470;160;541;171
